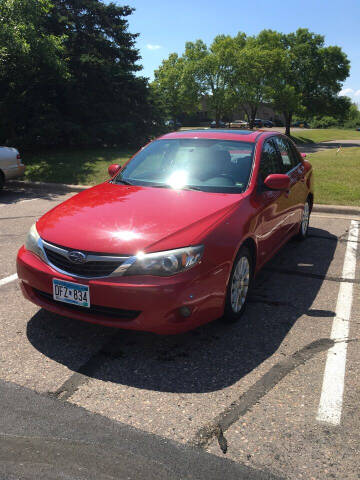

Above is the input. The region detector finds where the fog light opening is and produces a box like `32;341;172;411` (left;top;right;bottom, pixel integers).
179;306;192;318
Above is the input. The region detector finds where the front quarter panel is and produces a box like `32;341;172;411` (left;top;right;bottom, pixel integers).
201;193;259;288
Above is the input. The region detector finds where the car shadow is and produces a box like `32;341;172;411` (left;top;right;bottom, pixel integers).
0;183;75;206
26;226;337;394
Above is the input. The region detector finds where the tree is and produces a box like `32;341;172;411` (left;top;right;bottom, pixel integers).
152;53;199;121
231;44;283;128
0;0;67;145
47;0;153;146
184;34;246;126
255;29;350;135
0;0;158;149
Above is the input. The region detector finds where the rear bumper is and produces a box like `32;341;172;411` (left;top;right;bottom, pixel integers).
4;164;26;180
17;246;228;334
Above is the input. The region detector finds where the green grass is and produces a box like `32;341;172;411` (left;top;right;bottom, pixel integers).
307;147;360;206
24;147;135;185
290;128;360;144
181;126;360;143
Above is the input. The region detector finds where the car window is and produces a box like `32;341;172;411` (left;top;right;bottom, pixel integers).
258;139;282;183
273;136;299;172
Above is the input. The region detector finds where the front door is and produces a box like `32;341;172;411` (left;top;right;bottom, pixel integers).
273;136;308;233
254;138;293;265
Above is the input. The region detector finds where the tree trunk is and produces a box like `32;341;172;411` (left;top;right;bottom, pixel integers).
243;105;252;129
250;106;257;130
215;110;220;127
284;111;292;136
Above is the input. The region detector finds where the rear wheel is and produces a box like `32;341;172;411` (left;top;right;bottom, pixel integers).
0;171;5;190
296;199;310;240
223;246;253;323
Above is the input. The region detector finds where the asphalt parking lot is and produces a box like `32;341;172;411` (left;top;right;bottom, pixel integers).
1;183;359;479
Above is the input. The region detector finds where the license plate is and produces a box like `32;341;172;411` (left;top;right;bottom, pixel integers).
53;279;90;308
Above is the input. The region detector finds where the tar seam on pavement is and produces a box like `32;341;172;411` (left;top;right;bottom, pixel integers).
263;266;360;284
0;215;40;221
248;297;297;308
189;338;334;454
47;292;293;402
48;331;123;401
308;233;358;244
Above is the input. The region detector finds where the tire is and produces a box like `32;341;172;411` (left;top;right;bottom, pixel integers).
223;246;253;323
296;199;311;241
0;171;5;191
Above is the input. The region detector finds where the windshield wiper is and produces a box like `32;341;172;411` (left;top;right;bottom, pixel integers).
113;178;133;186
182;185;202;191
150;184;203;191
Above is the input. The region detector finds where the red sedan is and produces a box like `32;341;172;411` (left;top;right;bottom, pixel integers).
17;130;313;334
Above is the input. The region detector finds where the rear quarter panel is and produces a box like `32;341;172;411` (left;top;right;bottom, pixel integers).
0;146;21;179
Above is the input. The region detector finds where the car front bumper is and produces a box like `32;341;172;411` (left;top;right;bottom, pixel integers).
17;246;228;334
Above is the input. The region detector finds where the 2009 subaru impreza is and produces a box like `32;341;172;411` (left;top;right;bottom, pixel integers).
17;129;313;334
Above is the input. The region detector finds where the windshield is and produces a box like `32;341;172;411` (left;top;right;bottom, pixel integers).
114;139;255;193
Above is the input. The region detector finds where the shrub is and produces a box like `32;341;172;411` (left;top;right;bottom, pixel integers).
311;116;339;129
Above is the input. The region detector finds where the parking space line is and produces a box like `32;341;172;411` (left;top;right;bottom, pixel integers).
0;273;18;287
316;220;359;425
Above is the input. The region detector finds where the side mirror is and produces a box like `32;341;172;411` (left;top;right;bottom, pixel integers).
108;164;121;178
264;174;290;191
301;153;307;158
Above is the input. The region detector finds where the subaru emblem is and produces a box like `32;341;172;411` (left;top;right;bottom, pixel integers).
68;251;87;264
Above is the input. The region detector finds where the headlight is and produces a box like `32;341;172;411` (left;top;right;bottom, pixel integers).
25;223;46;262
124;245;204;276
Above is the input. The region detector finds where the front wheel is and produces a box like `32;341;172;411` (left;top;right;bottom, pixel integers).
296;199;311;240
223;246;253;323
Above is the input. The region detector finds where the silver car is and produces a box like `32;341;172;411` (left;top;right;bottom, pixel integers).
0;146;25;189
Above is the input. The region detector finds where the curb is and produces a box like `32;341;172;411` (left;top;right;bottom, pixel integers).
7;180;360;217
312;204;360;216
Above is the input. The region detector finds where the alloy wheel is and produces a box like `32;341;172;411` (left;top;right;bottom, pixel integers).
301;201;310;236
230;256;250;313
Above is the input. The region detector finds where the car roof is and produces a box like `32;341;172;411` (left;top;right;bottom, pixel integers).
157;129;280;143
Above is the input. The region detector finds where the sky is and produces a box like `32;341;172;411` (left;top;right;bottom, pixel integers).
117;0;360;103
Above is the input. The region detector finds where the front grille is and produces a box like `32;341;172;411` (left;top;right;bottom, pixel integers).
43;247;123;278
35;289;140;320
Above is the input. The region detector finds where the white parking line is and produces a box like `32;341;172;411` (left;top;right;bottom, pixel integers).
316;220;359;425
0;273;18;286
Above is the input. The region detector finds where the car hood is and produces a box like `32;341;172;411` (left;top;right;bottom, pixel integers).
37;182;243;254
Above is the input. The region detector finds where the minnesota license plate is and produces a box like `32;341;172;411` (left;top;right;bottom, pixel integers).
53;279;90;308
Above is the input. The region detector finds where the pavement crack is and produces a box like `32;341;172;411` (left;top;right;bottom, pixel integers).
188;338;334;452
